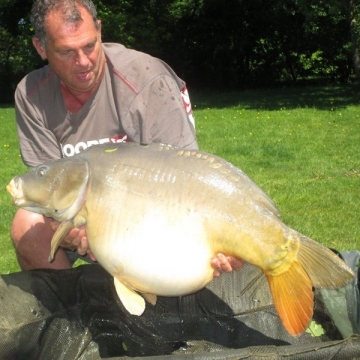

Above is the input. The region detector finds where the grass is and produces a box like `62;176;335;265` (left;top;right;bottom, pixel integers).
193;85;360;251
0;84;359;274
0;106;27;273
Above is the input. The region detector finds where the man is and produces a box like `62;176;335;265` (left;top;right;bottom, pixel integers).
11;0;242;274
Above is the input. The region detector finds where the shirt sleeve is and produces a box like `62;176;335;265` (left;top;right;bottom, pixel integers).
15;87;62;168
127;74;198;150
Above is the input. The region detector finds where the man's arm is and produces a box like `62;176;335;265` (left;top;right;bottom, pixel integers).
15;87;62;168
127;74;198;150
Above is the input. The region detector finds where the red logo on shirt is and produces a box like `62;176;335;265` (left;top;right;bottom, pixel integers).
181;86;192;115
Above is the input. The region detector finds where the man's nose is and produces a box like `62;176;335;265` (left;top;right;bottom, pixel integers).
75;50;89;67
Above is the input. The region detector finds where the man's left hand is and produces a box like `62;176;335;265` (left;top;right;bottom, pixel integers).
211;253;243;277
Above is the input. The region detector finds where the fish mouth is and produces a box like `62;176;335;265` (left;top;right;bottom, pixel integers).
6;178;25;206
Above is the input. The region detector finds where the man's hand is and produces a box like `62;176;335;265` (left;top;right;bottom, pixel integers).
50;220;96;261
211;253;243;277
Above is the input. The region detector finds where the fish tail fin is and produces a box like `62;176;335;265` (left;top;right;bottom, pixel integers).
267;234;354;336
266;261;313;336
297;235;355;288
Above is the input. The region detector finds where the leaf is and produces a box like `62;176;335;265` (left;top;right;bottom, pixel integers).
306;320;325;337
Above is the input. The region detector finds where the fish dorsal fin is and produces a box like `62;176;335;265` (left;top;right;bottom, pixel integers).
266;261;313;335
114;277;146;316
48;220;75;262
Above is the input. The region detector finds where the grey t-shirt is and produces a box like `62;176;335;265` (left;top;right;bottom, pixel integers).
15;43;198;168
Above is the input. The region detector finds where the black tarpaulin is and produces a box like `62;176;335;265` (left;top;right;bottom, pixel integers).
0;251;358;359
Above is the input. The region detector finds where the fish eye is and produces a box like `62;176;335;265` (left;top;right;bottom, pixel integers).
37;166;48;177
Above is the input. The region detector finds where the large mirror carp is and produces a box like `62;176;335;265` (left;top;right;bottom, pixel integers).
7;142;354;336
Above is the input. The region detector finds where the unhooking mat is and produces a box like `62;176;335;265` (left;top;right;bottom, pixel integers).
0;250;358;359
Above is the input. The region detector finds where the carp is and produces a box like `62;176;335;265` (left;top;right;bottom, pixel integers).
6;142;354;336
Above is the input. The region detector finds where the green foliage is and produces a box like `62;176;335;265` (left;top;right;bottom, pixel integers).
0;0;40;102
0;0;358;94
0;85;359;273
96;1;134;46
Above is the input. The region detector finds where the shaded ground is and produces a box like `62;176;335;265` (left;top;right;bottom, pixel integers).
191;84;359;111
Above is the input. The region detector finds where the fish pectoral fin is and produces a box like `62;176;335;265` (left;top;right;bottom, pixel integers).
266;261;313;336
142;293;157;306
48;220;74;262
113;277;146;316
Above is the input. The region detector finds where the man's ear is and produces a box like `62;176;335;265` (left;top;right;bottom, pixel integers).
32;37;47;60
97;19;102;39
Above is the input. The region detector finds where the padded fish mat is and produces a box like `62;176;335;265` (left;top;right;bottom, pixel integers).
0;251;358;359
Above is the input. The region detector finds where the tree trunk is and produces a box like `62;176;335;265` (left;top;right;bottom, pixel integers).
350;0;360;82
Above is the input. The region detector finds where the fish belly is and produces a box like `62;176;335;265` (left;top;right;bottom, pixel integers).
87;208;214;297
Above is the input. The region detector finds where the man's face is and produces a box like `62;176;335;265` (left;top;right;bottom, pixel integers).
32;5;105;94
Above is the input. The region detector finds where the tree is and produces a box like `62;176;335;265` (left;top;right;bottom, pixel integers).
0;0;357;102
0;0;39;102
350;0;360;82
